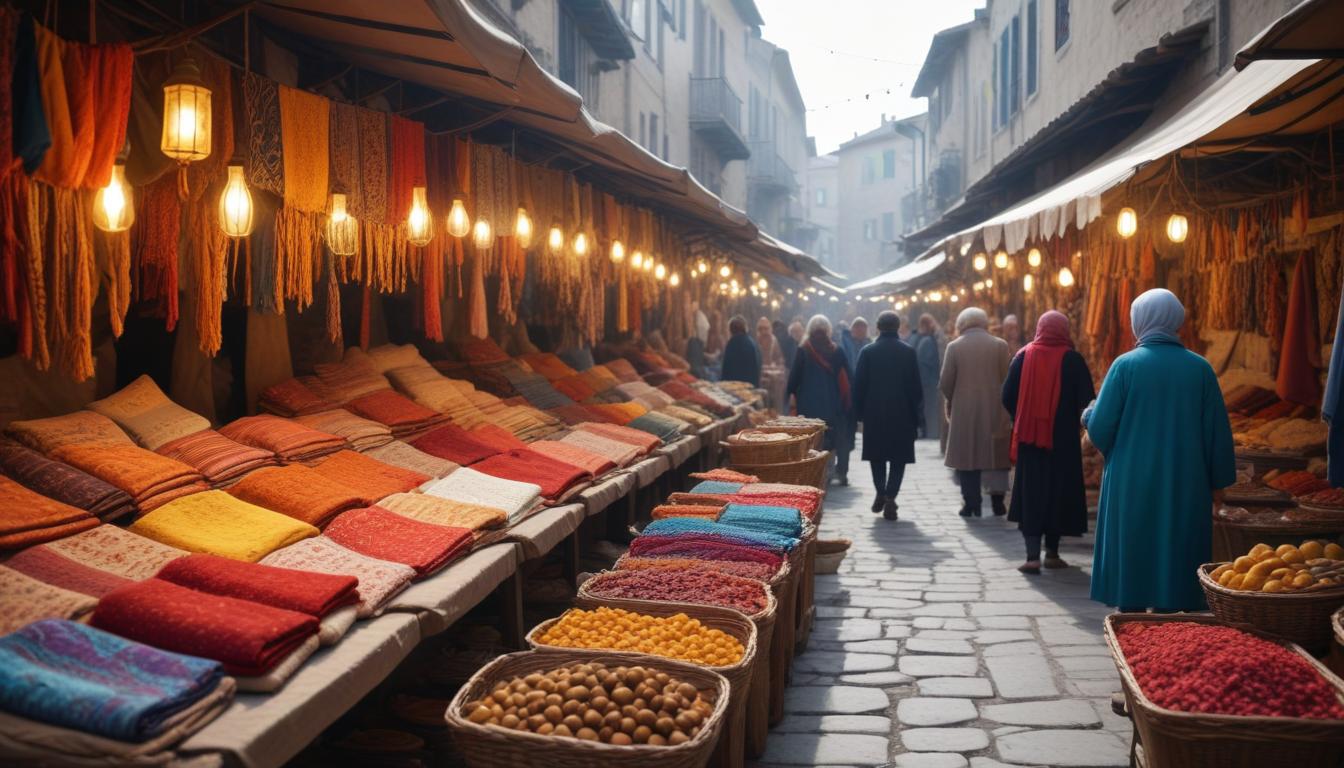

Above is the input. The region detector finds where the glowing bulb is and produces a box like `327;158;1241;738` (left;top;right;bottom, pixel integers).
771;299;780;310
472;218;493;250
960;242;971;256
407;186;433;246
326;192;358;257
514;207;533;247
547;221;564;254
92;164;134;232
669;272;681;287
719;264;731;278
218;164;254;238
757;277;768;290
1116;207;1138;238
1027;248;1041;267
160;58;211;163
973;253;987;272
994;251;1008;269
949;293;959;303
730;278;739;290
630;250;643;269
447;197;471;238
641;254;653;272
572;232;589;256
697;259;708;274
1058;267;1075;287
654;263;666;280
718;282;728;292
929;291;943;302
985;279;994;288
1166;213;1188;244
1023;274;1034;293
610;240;626;264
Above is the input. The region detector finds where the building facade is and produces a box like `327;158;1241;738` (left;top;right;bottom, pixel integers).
801;153;838;269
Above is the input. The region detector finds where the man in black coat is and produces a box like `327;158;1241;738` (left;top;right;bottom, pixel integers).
720;315;762;386
853;311;923;520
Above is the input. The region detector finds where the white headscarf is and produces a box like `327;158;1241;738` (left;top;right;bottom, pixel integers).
693;309;710;343
955;307;989;333
1130;288;1185;345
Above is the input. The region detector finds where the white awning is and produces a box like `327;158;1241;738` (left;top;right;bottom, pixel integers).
847;251;947;293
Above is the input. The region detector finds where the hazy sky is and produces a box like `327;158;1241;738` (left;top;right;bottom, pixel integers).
756;0;984;155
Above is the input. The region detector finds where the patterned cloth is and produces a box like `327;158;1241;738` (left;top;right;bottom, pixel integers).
0;619;224;741
423;467;541;524
155;429;277;487
323;507;472;578
43;525;187;581
5;410;133;454
557;429;640;468
48;443;207;514
157;554;358;618
527;440;616;478
258;378;335;417
129;490;319;562
243;72;284;196
85;375;211;451
4;546;132;598
411;424;499;466
471;448;590;503
311;450;428;501
346;389;447;440
0;438;134;521
0;475;100;549
691;480;745;495
378;492;506;538
362;440;459;479
260;537;415;617
717;503;804;540
293;409;394;452
0;566;98;633
627;534;784;570
219;415;347;464
227;464;367;527
640;517;798;551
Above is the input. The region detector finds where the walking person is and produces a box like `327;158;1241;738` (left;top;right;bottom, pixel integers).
774;319;798;368
1001;311;1096;574
853;312;923;520
1085;289;1236;612
720;315;761;386
913;314;943;441
841;317;872;479
940;307;1012;517
787;315;853;486
755;317;784;367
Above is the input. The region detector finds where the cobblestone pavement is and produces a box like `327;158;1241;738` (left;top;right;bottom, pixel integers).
753;439;1133;768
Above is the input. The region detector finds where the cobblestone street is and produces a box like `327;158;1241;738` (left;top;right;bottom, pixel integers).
754;438;1134;768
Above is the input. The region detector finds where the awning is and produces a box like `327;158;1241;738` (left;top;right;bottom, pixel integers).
1236;0;1344;70
560;0;636;60
846;251;947;294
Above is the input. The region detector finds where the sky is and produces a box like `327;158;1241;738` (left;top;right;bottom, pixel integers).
755;0;984;155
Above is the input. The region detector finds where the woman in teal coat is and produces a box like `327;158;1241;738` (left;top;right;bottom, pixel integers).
1084;289;1235;611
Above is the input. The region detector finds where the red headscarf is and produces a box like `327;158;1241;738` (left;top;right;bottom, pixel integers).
1011;311;1072;461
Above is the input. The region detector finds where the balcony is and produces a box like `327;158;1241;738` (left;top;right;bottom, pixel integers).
747;142;796;193
690;77;750;161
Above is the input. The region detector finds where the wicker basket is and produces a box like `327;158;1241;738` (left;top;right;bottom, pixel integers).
1331;607;1344;679
445;650;729;768
756;424;825;452
1104;613;1344;768
1197;563;1344;654
729;450;830;490
527;603;757;768
1210;517;1344;563
722;431;811;465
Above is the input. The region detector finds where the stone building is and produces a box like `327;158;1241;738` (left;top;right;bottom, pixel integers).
826;114;926;280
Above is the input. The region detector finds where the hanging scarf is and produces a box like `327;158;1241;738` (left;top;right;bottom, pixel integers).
388;115;425;223
1011;310;1072;461
243;73;283;196
1277;253;1323;406
135;174;180;330
355;107;387;224
278;85;328;213
82;43;133;189
328;102;360;212
0;8;18;176
10;13;50;175
249;193;281;314
93;228;130;338
804;335;850;412
32;25;76;187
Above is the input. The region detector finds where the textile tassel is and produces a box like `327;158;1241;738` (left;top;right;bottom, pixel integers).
20;179;49;368
360;283;372;349
468;255;488;339
422;243;443;341
325;249;342;345
44;187;95;380
93;228;130;337
134;174;180;331
617;272;629;333
187;194;228;356
275;207;321;311
389;116;426;223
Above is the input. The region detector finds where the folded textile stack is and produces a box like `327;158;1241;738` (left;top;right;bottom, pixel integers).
472;448;591;504
736;482;824;519
378;493;507;539
364;344;429;374
363;440;459;479
557;346;596;372
0;620;233;764
659;380;733;417
5;547;133;598
312;353;392;403
651;504;723;521
491;404;563;441
228;465;368;527
576;422;663;454
627;411;690;441
435;360;521;399
547;404;602;426
387;365;482;421
412;424;500;466
219;414;348;464
423;467;542;525
691;468;759;483
627;534;784;570
5;410;135;454
556;429;642;468
552;375;597;403
0;438;135;521
155;429;277;487
583;365;622;390
640;517;798;551
0;477;100;549
258;378;337;417
601;358;643;383
615;381;674;410
261;537;417;617
527;440;617;478
312;450;429;500
294;409;394;452
43;525;187;581
345;389;448;440
499;364;575;410
455;337;511;366
0;566;98;633
130;491;319;562
465;424;525;453
518;353;579;381
323;507;473;578
615;555;778;582
86;375;212;451
583;402;648;424
691;480;745;495
48;444;207;515
660;404;713;427
718;503;804;540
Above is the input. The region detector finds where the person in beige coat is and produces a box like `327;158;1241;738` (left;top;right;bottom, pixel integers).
940;307;1013;517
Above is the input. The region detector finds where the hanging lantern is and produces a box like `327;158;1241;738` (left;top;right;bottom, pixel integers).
1058;266;1076;287
985;278;994;288
718;282;728;292
326;192;358;256
447;196;471;238
994;250;1009;269
959;242;971;256
610;240;626;264
771;299;780;310
630;250;643;269
973;253;987;272
547;220;564;254
718;264;731;278
218;164;254;238
92;163;134;232
161;58;212;164
1023;274;1034;293
1166;213;1188;243
654;263;667;281
669;272;681;287
472;219;493;251
407;186;433;246
572;232;589;256
641;253;653;272
1027;248;1041;268
1116;207;1138;238
514;207;533;247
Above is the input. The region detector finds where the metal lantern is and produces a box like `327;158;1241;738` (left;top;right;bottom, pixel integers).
92;163;134;232
1116;207;1138;238
447;196;471;238
1166;213;1189;243
218;164;254;238
472;219;493;251
407;186;433;246
161;58;212;163
326;193;358;257
514;207;533;248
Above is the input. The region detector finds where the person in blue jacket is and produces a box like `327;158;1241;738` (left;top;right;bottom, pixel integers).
1085;288;1236;612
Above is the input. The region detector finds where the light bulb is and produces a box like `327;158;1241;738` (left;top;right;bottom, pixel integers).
1116;207;1138;238
630;250;643;269
218;165;254;238
696;259;708;274
718;282;728;292
92;164;134;232
447;197;471;238
326;192;358;256
757;278;768;290
641;253;653;272
472;218;493;250
610;240;626;264
949;294;959;303
1166;213;1188;244
548;221;564;254
973;253;987;272
730;278;739;290
985;279;994;288
719;264;731;278
654;263;666;280
960;242;971;256
994;251;1008;269
670;272;681;287
573;232;589;256
771;299;780;309
514;207;533;247
1058;267;1075;287
1023;274;1034;293
1027;248;1041;268
407;186;433;246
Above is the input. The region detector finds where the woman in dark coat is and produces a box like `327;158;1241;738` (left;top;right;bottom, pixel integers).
1001;310;1096;574
787;315;852;485
720;315;761;386
853;311;923;520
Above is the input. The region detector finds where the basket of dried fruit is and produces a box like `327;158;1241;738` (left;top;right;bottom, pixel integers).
445;650;729;768
1198;539;1344;653
1209;508;1342;561
722;430;812;465
1105;614;1344;768
755;423;826;451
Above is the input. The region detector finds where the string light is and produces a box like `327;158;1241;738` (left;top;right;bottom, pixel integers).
610;240;626;265
472;218;493;251
654;263;666;280
572;232;589;256
719;264;732;278
697;259;708;274
994;251;1008;269
960;242;971;256
447;197;471;238
1116;207;1138;238
757;277;768;290
669;272;681;287
547;220;564;254
630;250;644;269
641;254;653;272
514;207;533;247
1027;248;1041;268
407;186;433;246
1023;274;1034;293
92;163;133;232
973;253;987;272
218;164;254;238
1166;213;1188;243
1058;267;1076;287
326;192;358;256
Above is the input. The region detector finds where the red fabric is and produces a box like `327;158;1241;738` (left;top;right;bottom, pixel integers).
227;464;367;527
260;379;336;417
311;450;428;500
93;578;318;676
575;422;661;453
472;448;591;501
805;337;850;412
82;42;133;188
0;8;16;175
134;175;180;331
157;553;358;618
468;424;527;453
1277;254;1323;406
411;424;499;466
1011;310;1073;461
346;390;446;436
6;545;132;597
628;534;784;570
728;492;820;519
324;506;472;577
388;116;426;222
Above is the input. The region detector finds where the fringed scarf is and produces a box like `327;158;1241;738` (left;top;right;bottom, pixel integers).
325;249;342;345
185;56;233;203
82;43;133;189
389;116;425;224
136;174;180;330
468;254;488;339
32;26;76;187
278;84;328;213
186;188;229;356
19;178;49;369
249;193;281;314
275;207;321;311
328;102;360;217
11;13;50;175
93;228;130;337
243;73;284;197
0;8;18;176
355;107;387;224
31;183;95;380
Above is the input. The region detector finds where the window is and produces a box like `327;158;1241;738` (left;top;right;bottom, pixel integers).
1010;14;1021;114
639;113;646;148
882;149;896;179
1026;0;1038;96
881;212;895;241
678;0;687;40
815;188;827;206
557;9;592;101
995;17;1021;128
1055;0;1070;50
863;219;877;241
629;0;647;41
648;113;659;153
718;28;725;77
862;157;876;184
693;2;706;75
663;133;669;161
997;32;1009;127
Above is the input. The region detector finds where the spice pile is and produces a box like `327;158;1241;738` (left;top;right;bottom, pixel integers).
1265;470;1330;498
583;570;768;615
535;607;744;667
462;661;715;745
616;556;778;583
1116;621;1344;719
1211;541;1344;592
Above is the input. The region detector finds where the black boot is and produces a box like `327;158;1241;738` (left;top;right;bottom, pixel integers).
871;494;885;513
883;498;898;521
991;494;1007;517
958;505;975;518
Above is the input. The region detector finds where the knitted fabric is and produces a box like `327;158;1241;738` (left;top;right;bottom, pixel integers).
82;42;133;189
327;102;361;217
278;84;328;213
717;503;804;540
157;553;358;618
312;450;428;500
471;448;590;502
556;429;640;468
44;525;187;582
355;107;388;223
243;72;284;196
218;415;347;464
388;116;425;223
4;546;132;598
135;174;180;330
6;409;132;453
293;409;394;452
691;480;745;495
627;535;783;570
259;378;336;417
86;374;211;451
422;467;541;524
129;490;319;562
651;504;722;521
615;555;778;582
155;429;277;487
0;437;135;521
362;440;459;479
527;440;617;478
378;492;506;536
0;566;98;633
640;518;798;552
412;424;500;466
324;506;472;578
49;443;207;513
260;536;416;618
227;464;367;528
690;468;759;484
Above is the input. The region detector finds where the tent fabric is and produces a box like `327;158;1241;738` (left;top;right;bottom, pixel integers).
1235;0;1344;69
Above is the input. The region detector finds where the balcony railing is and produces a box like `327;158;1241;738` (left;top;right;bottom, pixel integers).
747;141;796;192
689;77;750;161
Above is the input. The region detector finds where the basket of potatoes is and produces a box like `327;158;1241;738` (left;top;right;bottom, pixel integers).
445;650;729;768
1199;539;1344;654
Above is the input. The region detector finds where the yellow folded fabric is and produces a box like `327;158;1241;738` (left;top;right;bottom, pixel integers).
377;492;506;535
129;490;318;562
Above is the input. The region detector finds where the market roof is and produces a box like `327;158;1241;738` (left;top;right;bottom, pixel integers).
1235;0;1344;70
846;251;947;294
911;18;979;98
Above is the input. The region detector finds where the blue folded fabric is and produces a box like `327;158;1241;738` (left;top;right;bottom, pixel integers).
690;480;744;495
719;503;804;539
0;619;223;742
641;517;798;551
